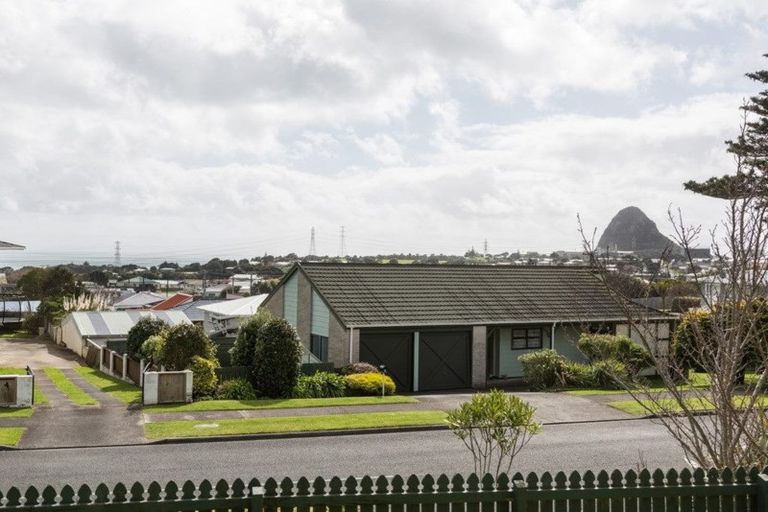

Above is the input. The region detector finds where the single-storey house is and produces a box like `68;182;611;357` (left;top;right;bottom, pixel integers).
197;294;268;335
57;311;190;357
261;263;673;392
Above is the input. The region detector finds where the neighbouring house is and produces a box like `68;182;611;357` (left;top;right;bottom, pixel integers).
196;294;269;335
113;291;166;310
56;310;190;357
151;293;194;311
261;263;674;392
170;299;225;327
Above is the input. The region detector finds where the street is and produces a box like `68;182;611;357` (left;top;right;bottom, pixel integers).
0;419;686;490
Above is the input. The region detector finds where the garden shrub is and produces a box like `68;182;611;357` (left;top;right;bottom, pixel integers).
577;334;651;376
339;362;380;375
251;318;302;398
162;323;217;371
190;356;219;398
588;359;628;389
293;371;347;398
563;362;594;387
229;309;273;367
216;378;257;400
126;316;167;360
518;349;569;390
141;334;166;368
345;372;396;396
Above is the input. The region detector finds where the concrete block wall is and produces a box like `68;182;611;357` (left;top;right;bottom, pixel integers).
142;370;193;405
0;375;33;408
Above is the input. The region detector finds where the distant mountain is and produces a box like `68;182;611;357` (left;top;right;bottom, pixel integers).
598;206;679;255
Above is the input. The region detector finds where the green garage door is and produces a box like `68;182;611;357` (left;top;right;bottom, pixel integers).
359;331;413;392
419;330;472;391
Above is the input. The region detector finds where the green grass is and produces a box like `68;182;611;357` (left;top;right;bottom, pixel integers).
0;427;25;446
563;372;712;397
145;410;447;439
74;366;141;405
0;368;48;405
607;395;768;416
0;331;34;339
0;407;33;418
43;368;97;406
146;395;418;413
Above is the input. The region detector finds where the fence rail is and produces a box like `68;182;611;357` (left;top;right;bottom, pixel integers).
2;467;768;511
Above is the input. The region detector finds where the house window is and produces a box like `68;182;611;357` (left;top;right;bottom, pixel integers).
310;334;328;361
511;328;543;349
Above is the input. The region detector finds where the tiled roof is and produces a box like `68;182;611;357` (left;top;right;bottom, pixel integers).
298;263;666;327
151;293;194;311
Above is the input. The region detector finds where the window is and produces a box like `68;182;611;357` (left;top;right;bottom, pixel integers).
511;328;543;349
310;334;328;361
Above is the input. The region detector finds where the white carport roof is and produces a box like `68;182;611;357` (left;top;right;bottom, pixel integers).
196;294;268;318
65;311;190;337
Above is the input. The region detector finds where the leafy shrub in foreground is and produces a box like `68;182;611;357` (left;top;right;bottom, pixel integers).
345;372;395;396
190;356;219;398
293;371;347;398
162;323;217;371
229;310;273;367
216;378;257;400
126;316;167;360
251;318;302;398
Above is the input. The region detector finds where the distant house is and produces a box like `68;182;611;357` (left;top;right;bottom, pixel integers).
151;293;194;311
113;291;166;310
197;294;268;334
57;311;190;357
261;263;673;392
170;299;225;327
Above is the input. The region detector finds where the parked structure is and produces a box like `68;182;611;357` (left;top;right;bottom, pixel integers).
57;310;190;357
113;291;166;310
197;294;268;334
261;263;673;392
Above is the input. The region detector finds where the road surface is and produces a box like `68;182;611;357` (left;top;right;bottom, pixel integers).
0;419;686;490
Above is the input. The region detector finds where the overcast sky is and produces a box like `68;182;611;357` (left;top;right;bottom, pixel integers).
2;1;768;265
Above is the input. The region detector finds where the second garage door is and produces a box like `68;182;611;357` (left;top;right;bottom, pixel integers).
418;330;472;391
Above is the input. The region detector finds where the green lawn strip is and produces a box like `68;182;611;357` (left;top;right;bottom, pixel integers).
0;427;25;446
607;395;768;416
0;368;48;405
74;366;141;405
43;368;98;406
145;410;446;439
0;331;34;339
563;372;712;397
0;407;34;418
145;395;418;413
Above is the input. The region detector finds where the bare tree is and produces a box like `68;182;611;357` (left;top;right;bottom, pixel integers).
580;109;768;469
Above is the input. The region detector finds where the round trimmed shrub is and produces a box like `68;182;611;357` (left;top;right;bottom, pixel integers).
162;323;217;371
190;356;219;398
230;310;273;367
339;362;380;375
126;316;167;359
345;372;395;396
518;349;569;390
141;334;166;368
216;378;257;400
251;318;302;398
293;371;347;398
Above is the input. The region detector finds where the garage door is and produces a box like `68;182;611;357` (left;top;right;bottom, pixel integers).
419;330;471;391
359;331;413;391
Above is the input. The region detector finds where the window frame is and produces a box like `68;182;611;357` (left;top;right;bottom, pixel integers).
510;327;543;350
310;334;329;362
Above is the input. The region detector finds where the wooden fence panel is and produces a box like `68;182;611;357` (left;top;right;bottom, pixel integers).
157;373;186;403
126;358;141;386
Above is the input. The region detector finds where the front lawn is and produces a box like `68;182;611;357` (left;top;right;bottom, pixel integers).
0;368;48;405
0;427;25;446
563;372;711;397
74;366;142;405
43;368;97;406
145;410;446;439
146;395;418;413
607;395;768;416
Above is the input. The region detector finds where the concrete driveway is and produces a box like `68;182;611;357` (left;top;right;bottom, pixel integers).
0;338;81;368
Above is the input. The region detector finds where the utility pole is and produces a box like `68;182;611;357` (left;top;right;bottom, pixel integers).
484;238;488;256
113;241;121;267
309;227;316;257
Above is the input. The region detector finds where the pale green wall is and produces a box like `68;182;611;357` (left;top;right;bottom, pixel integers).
283;273;298;328
311;289;329;336
496;324;587;378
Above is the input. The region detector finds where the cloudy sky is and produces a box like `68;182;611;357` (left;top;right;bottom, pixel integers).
1;1;768;265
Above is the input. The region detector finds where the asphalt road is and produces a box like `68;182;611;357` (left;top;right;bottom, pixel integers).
0;419;686;490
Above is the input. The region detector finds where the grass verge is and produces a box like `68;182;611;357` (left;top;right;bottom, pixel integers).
43;368;97;406
0;407;33;418
146;395;418;413
563;372;712;397
0;427;25;446
607;395;768;416
145;410;446;439
74;366;141;405
0;368;48;405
